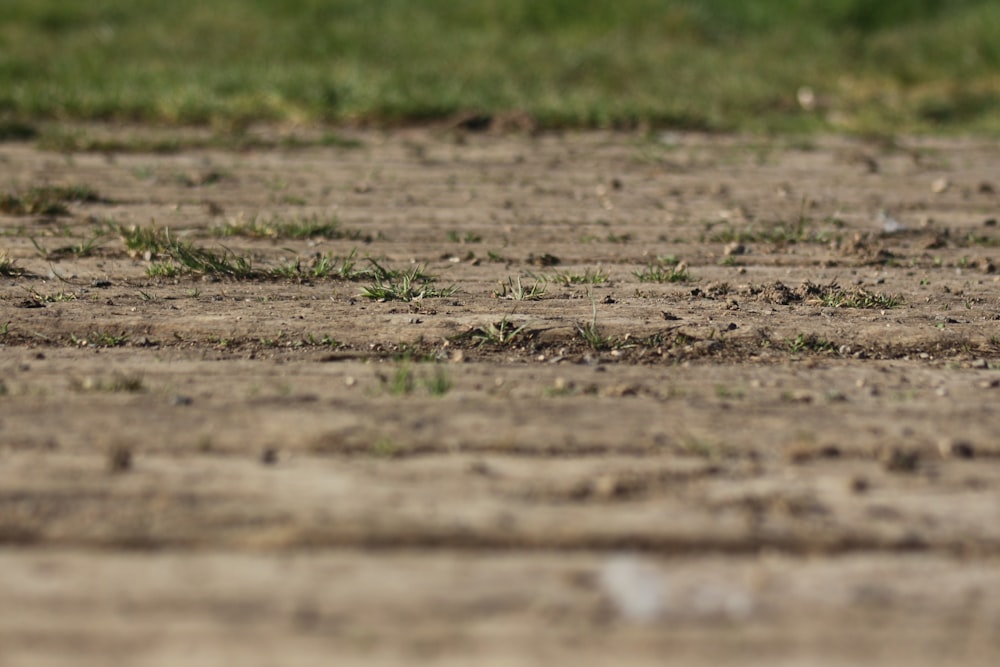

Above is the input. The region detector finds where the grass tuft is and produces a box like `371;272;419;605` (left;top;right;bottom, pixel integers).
820;286;903;309
214;214;369;241
549;267;608;286
635;256;691;283
0;185;101;217
360;262;457;301
472;316;528;347
493;275;546;301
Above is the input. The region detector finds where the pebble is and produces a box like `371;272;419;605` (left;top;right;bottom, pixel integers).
938;439;975;459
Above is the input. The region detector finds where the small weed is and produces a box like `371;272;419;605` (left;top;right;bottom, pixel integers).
30;231;106;259
389;364;415;395
70;373;144;393
703;199;831;245
447;230;482;243
147;262;182;278
473;316;527;347
550;267;608;285
820;286;902;309
493;275;546;301
360;263;456;301
306;333;341;349
787;333;836;354
423;365;452;396
543;378;577;397
679;436;729;460
0;185;101;217
273;249;373;281
636;257;691;283
0;252;23;276
215;214;368;241
71;331;129;348
606;232;632;243
118;223;169;257
165;240;258;278
0;321;9;337
371;437;399;458
25;287;77;303
960;232;1000;248
577;297;617;350
715;384;745;400
259;331;285;348
392;343;439;363
119;224;270;279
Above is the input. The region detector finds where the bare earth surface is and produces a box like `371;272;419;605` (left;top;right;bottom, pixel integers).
2;128;1000;665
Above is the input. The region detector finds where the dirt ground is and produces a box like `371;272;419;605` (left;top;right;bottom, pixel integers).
2;127;1000;665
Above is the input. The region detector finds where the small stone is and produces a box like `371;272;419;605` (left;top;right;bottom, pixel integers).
724;242;746;257
931;177;951;194
592;474;620;499
107;445;132;473
938;439;975;459
467;460;494;476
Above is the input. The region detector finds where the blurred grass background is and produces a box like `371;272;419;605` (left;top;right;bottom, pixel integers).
1;0;999;134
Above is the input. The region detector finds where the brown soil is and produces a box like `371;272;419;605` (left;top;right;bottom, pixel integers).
2;128;1000;665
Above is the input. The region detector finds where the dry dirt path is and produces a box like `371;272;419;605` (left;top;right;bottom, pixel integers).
1;128;1000;665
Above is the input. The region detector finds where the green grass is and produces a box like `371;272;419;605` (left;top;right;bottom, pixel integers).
493;275;546;301
360;263;457;302
30;231;106;259
472;316;528;347
0;185;101;216
119;223;387;281
577;298;620;351
635;257;691;283
1;1;999;134
703;219;839;245
271;250;374;281
380;362;452;397
71;331;128;348
787;333;836;354
820;286;903;309
36;127;362;153
213;215;367;241
549;267;608;286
